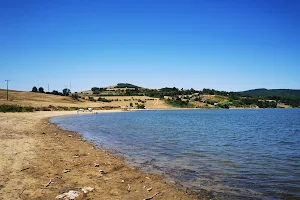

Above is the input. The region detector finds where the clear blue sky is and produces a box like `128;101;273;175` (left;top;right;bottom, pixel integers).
0;0;299;92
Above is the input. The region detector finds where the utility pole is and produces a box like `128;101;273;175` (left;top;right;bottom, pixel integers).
5;80;10;101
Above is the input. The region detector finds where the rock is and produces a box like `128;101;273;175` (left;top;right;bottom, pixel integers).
42;132;46;134
55;190;80;199
147;187;152;192
81;186;94;194
94;163;100;167
99;170;106;174
73;155;79;158
68;135;72;137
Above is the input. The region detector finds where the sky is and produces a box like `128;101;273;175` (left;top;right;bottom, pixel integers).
0;0;299;92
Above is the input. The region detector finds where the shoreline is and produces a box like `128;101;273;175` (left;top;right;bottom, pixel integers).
0;111;203;199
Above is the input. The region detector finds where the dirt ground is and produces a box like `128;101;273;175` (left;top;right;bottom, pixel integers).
0;111;201;200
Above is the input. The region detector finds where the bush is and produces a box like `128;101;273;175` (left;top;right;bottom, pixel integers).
97;97;112;102
0;105;35;112
72;93;79;101
136;104;145;109
89;96;95;102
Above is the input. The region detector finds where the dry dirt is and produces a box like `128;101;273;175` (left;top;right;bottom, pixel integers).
0;111;202;200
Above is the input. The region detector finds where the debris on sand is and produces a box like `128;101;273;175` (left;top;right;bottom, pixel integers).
55;190;80;199
63;169;71;173
55;187;94;199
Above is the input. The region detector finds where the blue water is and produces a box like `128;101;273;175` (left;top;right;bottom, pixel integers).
50;109;300;199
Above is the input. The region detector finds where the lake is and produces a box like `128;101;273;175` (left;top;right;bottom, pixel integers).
50;109;300;199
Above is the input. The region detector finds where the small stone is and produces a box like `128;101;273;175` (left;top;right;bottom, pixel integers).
68;135;72;137
122;180;125;183
73;155;79;158
42;132;46;134
99;170;106;174
81;186;94;194
94;163;100;167
147;187;152;192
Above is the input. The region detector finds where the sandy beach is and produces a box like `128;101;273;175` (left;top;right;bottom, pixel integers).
0;111;202;200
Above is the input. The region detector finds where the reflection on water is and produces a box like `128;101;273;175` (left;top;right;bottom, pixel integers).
51;109;300;199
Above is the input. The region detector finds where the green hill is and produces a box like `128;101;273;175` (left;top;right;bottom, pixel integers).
239;89;300;100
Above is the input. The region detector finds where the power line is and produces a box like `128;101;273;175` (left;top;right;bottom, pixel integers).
5;80;11;101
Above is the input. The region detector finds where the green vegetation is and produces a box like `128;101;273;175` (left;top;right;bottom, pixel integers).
32;86;38;92
136;104;145;109
38;87;45;93
86;83;300;108
239;89;300;107
97;97;112;102
165;97;192;108
0;105;35;112
63;88;71;96
91;87;105;94
71;92;79;101
115;83;140;88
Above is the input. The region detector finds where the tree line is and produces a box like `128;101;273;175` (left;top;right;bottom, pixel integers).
31;86;71;96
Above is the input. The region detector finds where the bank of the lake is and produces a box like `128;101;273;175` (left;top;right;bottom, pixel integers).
0;111;200;200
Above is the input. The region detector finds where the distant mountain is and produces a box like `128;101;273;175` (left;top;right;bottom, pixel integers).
239;89;300;100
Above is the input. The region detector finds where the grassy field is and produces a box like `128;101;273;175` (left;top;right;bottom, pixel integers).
0;89;172;109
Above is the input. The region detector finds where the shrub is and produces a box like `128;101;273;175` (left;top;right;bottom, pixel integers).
0;105;35;112
97;97;112;102
89;96;95;102
136;104;145;109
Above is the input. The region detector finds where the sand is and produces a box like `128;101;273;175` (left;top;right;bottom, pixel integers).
0;111;201;200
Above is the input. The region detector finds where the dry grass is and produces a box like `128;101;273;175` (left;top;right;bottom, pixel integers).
0;90;171;109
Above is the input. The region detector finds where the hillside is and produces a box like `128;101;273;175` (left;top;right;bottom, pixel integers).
0;89;171;110
239;89;300;100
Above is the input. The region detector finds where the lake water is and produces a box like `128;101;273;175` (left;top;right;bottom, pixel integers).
50;109;300;199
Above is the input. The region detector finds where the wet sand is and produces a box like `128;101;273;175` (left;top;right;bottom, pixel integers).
0;111;204;200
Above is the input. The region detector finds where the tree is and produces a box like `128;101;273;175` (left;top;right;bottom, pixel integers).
63;88;70;96
32;86;38;92
38;87;45;93
52;90;59;95
91;87;100;94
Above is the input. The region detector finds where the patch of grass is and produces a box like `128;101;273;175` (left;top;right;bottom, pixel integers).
0;104;35;112
97;97;112;102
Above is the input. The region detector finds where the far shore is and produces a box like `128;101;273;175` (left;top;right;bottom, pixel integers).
0;110;205;199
